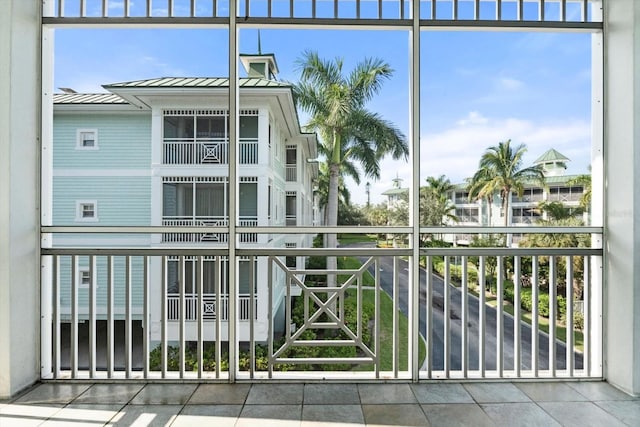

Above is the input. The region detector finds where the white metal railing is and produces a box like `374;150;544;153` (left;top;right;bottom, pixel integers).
162;216;258;243
40;232;603;381
166;294;255;321
286;165;297;181
162;139;258;165
44;0;603;24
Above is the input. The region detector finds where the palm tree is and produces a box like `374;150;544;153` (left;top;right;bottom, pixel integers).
472;140;545;228
423;175;457;225
292;50;409;283
467;167;496;226
425;174;455;200
567;172;592;212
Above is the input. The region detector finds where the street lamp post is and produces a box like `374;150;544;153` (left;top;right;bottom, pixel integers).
366;182;371;207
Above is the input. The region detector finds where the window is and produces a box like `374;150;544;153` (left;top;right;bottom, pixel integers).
285;243;297;268
76;129;98;150
76;201;98;222
77;267;91;289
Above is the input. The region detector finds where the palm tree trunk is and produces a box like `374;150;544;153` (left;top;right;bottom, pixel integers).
326;162;340;288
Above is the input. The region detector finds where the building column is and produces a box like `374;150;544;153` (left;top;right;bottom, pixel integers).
604;0;640;395
0;1;41;398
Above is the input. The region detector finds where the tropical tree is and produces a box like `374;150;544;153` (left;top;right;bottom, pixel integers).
315;162;351;226
567;172;592;212
467;167;496;226
292;50;409;283
534;200;583;222
422;175;458;226
471;140;545;228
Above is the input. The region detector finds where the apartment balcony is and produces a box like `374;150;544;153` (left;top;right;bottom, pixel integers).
162;139;259;165
162;216;259;243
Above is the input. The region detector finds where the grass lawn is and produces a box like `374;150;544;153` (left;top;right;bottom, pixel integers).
338;256;427;371
486;295;584;352
338;233;377;245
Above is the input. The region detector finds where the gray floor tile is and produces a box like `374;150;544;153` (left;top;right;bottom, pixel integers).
13;383;91;405
170;405;242;427
464;382;531;403
516;382;590;402
41;404;122;425
303;383;361;404
596;400;640;425
411;383;474;404
109;404;181;426
362;404;429;426
130;384;197;405
567;381;636;401
0;403;64;426
481;403;561;427
421;403;494;427
0;415;48;427
187;384;250;404
245;384;304;404
358;384;417;404
302;404;364;426
72;384;144;404
237;404;302;427
540;401;628;427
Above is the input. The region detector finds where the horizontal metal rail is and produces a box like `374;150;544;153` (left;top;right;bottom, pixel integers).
41;225;603;234
44;0;603;25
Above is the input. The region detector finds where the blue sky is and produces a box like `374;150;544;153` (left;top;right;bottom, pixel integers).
55;27;593;205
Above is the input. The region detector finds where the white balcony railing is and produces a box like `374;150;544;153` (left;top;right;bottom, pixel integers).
286;165;297;181
162;216;258;243
40;228;603;381
166;294;256;321
44;0;604;24
162;139;258;165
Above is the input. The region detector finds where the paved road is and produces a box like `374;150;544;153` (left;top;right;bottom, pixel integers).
349;242;582;372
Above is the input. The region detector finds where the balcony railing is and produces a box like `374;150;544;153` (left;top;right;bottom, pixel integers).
286;164;297;181
167;294;256;321
162;216;258;243
44;0;604;24
162;139;258;165
40;227;603;381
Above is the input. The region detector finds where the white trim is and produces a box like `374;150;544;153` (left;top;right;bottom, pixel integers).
75;200;98;222
76;128;98;150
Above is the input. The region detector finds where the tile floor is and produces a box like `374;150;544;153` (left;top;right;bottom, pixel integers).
1;381;639;426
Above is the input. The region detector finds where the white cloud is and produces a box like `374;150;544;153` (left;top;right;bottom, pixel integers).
456;111;489;126
349;112;592;206
498;77;524;91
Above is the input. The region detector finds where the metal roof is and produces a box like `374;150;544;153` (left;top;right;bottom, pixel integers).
53;93;128;104
382;188;408;196
534;148;570;164
103;77;290;89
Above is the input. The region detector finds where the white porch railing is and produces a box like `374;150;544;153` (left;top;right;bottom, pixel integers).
162;139;258;165
286;165;297;181
162;216;258;243
40;229;603;381
167;294;255;321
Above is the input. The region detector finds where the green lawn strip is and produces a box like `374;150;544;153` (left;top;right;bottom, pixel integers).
338;234;377;245
338;256;426;371
485;295;584;352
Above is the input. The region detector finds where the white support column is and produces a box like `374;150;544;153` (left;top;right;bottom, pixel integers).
0;1;41;398
603;0;640;395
